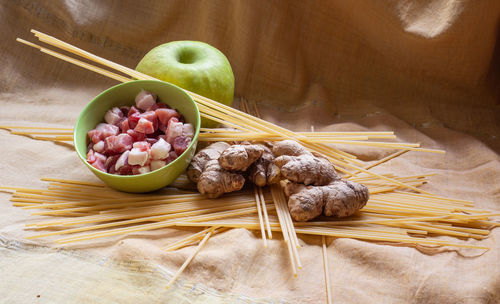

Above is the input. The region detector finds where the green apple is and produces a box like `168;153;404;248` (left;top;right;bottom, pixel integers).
136;41;235;127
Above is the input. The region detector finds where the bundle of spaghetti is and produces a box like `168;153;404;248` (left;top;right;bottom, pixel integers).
321;236;333;304
254;186;268;247
271;183;302;276
25;196;272;238
173;217;492;250
0;125;73;142
7;175;496;242
163;227;230;251
165;226;218;290
17;30;447;194
47;205;264;244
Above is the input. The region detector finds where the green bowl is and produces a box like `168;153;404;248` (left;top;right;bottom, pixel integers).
74;80;200;193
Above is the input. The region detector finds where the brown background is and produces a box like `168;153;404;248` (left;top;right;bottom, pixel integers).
0;1;499;303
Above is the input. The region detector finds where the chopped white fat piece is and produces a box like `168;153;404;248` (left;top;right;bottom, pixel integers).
115;151;129;171
150;138;171;160
166;121;183;144
150;160;167;171
182;123;194;138
137;166;151;174
128;147;149;166
104;107;123;125
93;141;105;153
135;90;157;111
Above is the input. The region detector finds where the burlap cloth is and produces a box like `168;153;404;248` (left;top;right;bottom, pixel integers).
1;1;499;303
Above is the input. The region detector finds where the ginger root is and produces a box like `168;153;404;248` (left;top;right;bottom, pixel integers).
283;179;369;221
187;139;368;220
218;144;264;171
247;144;276;187
187;142;245;198
272;140;339;185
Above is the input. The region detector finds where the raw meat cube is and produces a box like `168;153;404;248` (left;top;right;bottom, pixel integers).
128;147;149;166
173;136;191;155
96;123;119;138
165;119;183;144
117;164;132;175
182;123;194;138
147;102;167;112
87;149;107;172
88;123;119;144
145;137;158;145
156;108;180;125
141;111;158;131
93;140;105;153
135;90;157;111
115;150;129;171
126;129;146;142
128;112;141;129
128;106;140;118
120;119;130;133
133;141;151;152
150;138;171;160
104;133;133;154
150;160;166;171
105;155;120;173
120;106;130;116
132;166;151;175
165;151;178;164
104;107;124;126
134;117;154;134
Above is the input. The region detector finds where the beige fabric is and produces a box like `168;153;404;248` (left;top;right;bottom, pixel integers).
1;1;499;303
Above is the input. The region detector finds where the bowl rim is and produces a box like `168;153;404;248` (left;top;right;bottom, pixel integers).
73;79;201;179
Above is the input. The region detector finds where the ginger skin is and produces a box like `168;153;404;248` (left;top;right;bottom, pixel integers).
247;144;275;187
218;144;264;171
283;180;369;221
272;140;368;221
188;139;369;219
187;142;245;198
272;140;339;185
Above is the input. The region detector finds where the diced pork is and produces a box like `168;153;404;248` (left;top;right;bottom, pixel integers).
145;137;158;145
133;141;151;152
150;160;166;171
128;112;141;129
128;106;140;118
96;123;119;138
115;150;129;171
165;151;178;163
104;107;124;126
116;164;133;175
120;106;130;116
93;140;105;153
134;117;154;134
128;147;149;166
87;123;119;144
105;155;120;174
156;108;180;126
126;129;146;142
173;136;191;155
147;102;167;112
141;111;158;131
104;133;133;154
87;149;107;172
132;165;151;175
135;90;157;111
87;90;187;176
182;123;194;138
150;138;171;160
120;119;130;133
165;119;183;144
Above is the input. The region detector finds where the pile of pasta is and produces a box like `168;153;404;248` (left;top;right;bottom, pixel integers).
1;30;498;301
